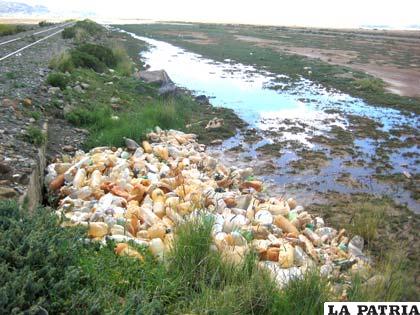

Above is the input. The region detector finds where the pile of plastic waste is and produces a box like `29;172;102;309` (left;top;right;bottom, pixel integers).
45;128;369;287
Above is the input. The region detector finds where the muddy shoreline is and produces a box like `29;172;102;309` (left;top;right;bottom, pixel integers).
120;30;419;213
119;29;419;296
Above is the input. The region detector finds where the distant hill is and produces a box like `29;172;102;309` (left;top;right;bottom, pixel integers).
407;24;420;30
0;1;49;15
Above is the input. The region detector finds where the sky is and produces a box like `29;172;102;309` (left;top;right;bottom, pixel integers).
19;0;420;28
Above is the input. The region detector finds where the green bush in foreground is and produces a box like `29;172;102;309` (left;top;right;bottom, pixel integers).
65;44;117;73
51;43;129;74
0;200;87;314
49;51;75;72
47;72;70;90
77;44;117;68
110;43;134;76
69;49;107;73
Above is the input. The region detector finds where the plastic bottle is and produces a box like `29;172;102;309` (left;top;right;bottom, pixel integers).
147;223;166;240
139;204;161;226
255;210;273;225
88;222;109;238
303;228;322;246
73;168;86;189
278;243;295;268
142;141;153;153
274;215;299;236
149;238;165;260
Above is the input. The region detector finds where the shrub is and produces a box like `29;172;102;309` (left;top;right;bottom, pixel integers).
61;26;76;39
0;24;26;36
0;201;88;314
64;44;117;73
24;126;45;146
74;19;105;35
73;28;89;43
47;72;70;90
5;71;17;79
51;42;130;74
38;20;54;27
61;19;105;40
49;51;75;72
69;50;107;73
77;44;117;68
110;43;133;76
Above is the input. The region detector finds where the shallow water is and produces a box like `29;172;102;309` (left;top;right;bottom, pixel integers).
123;30;419;213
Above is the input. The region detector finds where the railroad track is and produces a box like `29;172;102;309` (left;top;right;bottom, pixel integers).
0;22;73;62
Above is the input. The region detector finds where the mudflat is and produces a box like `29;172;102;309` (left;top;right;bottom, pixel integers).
231;26;420;97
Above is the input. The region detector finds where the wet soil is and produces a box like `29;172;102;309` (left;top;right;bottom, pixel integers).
233;29;420;98
207;112;419;213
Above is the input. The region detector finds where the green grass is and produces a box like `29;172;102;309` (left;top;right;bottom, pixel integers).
65;95;189;149
274;270;331;314
348;249;405;302
345;201;385;244
51;43;130;75
166;215;281;314
2;196;411;313
0;24;26;36
118;23;420;114
62;19;105;41
0;200;299;314
23;126;45;146
27;110;42;121
5;71;18;79
59;67;193;149
110;43;134;75
0;200;89;314
49;51;75;72
56;64;242;148
47;72;70;90
85;100;187;148
354;78;385;93
111;31;147;69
